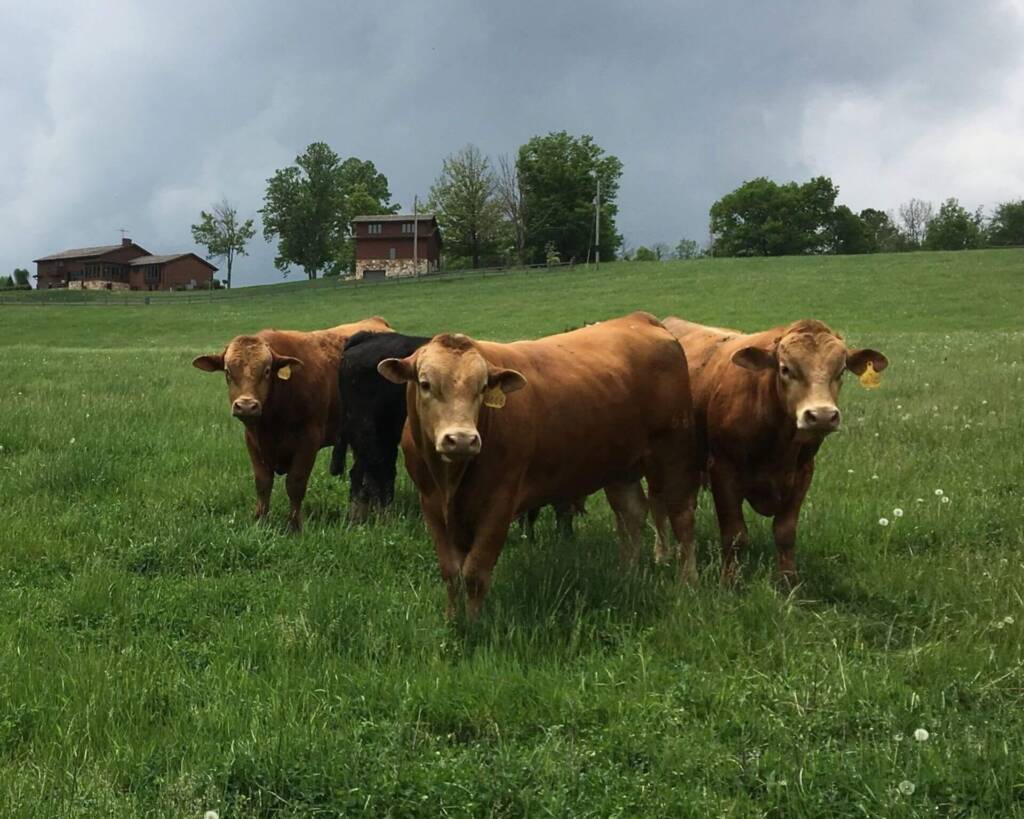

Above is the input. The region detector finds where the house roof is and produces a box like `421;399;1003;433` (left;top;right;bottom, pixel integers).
130;253;218;271
34;243;144;262
351;213;438;223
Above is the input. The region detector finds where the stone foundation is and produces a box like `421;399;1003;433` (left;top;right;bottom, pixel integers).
68;280;130;291
354;259;436;280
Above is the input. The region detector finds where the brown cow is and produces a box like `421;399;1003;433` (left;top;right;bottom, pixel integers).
192;317;391;531
379;312;702;619
659;317;888;586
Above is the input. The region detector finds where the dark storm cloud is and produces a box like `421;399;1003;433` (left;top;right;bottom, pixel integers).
2;0;1022;285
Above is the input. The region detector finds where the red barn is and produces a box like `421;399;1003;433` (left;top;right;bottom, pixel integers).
33;238;217;291
352;214;442;281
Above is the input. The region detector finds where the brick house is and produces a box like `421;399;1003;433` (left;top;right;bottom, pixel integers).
352;214;442;280
33;238;218;291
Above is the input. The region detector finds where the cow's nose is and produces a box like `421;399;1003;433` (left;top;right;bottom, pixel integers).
800;406;841;430
438;429;481;458
232;397;261;418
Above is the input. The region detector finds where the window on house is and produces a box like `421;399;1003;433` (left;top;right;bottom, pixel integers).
368;223;382;235
401;222;414;234
389;248;396;260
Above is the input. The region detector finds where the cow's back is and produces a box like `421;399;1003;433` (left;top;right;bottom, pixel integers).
468;312;693;513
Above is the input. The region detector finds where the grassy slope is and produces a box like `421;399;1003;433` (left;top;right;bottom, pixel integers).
0;250;1022;816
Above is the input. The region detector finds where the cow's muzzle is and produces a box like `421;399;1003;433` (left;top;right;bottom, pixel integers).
436;428;481;461
232;397;262;420
798;405;841;433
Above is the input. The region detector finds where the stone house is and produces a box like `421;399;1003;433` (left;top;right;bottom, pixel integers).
352;214;442;280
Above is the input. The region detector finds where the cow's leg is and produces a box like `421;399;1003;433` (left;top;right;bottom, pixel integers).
708;459;749;585
461;505;517;620
604;481;648;565
646;446;701;585
773;467;812;588
246;438;273;522
284;442;318;533
518;508;539;541
421;497;462;619
649;495;674;566
553;502;575;541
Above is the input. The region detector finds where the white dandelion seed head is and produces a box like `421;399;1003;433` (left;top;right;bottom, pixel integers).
848;469;855;474
893;508;904;518
69;437;76;445
872;474;879;480
898;780;916;796
941;496;950;504
914;728;930;742
1005;616;1015;625
893;732;904;742
996;620;1005;630
205;811;219;819
879;517;890;527
934;489;944;496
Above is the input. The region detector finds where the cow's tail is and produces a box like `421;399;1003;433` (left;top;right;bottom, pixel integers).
329;429;348;477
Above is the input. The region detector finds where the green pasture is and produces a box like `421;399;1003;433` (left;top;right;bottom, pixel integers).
0;249;1022;816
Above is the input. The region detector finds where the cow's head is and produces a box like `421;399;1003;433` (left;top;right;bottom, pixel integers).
377;333;526;462
731;320;888;435
192;335;303;423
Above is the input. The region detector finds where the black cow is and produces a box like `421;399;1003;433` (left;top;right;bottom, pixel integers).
331;331;431;521
330;331;585;534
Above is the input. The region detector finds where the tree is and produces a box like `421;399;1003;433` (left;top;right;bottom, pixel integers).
634;246;657;262
261;143;397;279
924;198;984;250
190;200;255;289
0;275;13;290
495;153;528;266
987;200;1024;246
428;145;502;269
830;205;870;255
652;242;672;261
709;176;839;256
674;238;701;260
897;198;933;247
12;268;30;287
517;131;623;264
859;208;905;253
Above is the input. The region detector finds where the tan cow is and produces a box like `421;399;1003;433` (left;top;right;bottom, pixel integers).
192;317;391;531
379;312;702;619
660;317;888;586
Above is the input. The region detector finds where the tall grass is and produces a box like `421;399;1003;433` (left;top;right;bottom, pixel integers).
0;250;1022;815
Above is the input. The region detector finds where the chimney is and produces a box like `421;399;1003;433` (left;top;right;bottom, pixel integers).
122;238;132;246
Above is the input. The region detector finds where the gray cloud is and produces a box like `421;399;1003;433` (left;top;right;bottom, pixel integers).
2;0;1022;285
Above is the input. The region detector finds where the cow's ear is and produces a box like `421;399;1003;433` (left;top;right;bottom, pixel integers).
192;354;224;372
378;355;416;384
272;354;303;380
487;367;527;394
846;348;889;375
731;346;777;371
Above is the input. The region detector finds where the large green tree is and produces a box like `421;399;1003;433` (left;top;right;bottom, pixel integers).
924;198;984;250
12;268;30;287
709;176;839;256
260;143;397;279
428;145;502;269
190;200;255;289
517;132;622;264
830;205;870;254
987;200;1024;246
859;208;905;253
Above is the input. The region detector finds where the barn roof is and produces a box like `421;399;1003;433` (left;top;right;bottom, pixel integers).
130;253;218;270
351;213;438;223
34;243;134;262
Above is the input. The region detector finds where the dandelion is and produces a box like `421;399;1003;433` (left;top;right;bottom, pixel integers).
982;399;988;405
893;508;904;518
1005;615;1015;625
898;780;916;796
916;498;924;503
914;728;930;742
996;620;1005;630
879;517;890;527
848;468;855;474
941;496;950;504
205;812;220;819
934;489;944;496
893;732;904;742
69;437;76;445
872;474;879;480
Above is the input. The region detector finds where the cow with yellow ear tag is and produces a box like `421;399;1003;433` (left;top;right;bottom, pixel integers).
191;317;392;531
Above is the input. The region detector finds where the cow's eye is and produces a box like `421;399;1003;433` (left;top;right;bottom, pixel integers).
264;367;271;377
780;365;791;377
419;380;430;392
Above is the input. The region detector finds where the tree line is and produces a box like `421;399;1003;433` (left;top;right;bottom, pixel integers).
701;177;1024;258
188;133;623;285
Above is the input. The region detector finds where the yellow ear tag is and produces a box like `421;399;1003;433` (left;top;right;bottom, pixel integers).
483;385;506;409
859;361;881;390
277;365;292;381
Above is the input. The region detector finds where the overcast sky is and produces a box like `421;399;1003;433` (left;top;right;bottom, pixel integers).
3;0;1023;286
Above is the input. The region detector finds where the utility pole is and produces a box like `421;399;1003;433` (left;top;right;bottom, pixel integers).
413;195;419;278
594;178;601;270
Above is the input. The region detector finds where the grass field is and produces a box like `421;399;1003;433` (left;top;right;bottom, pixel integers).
1;249;1022;817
